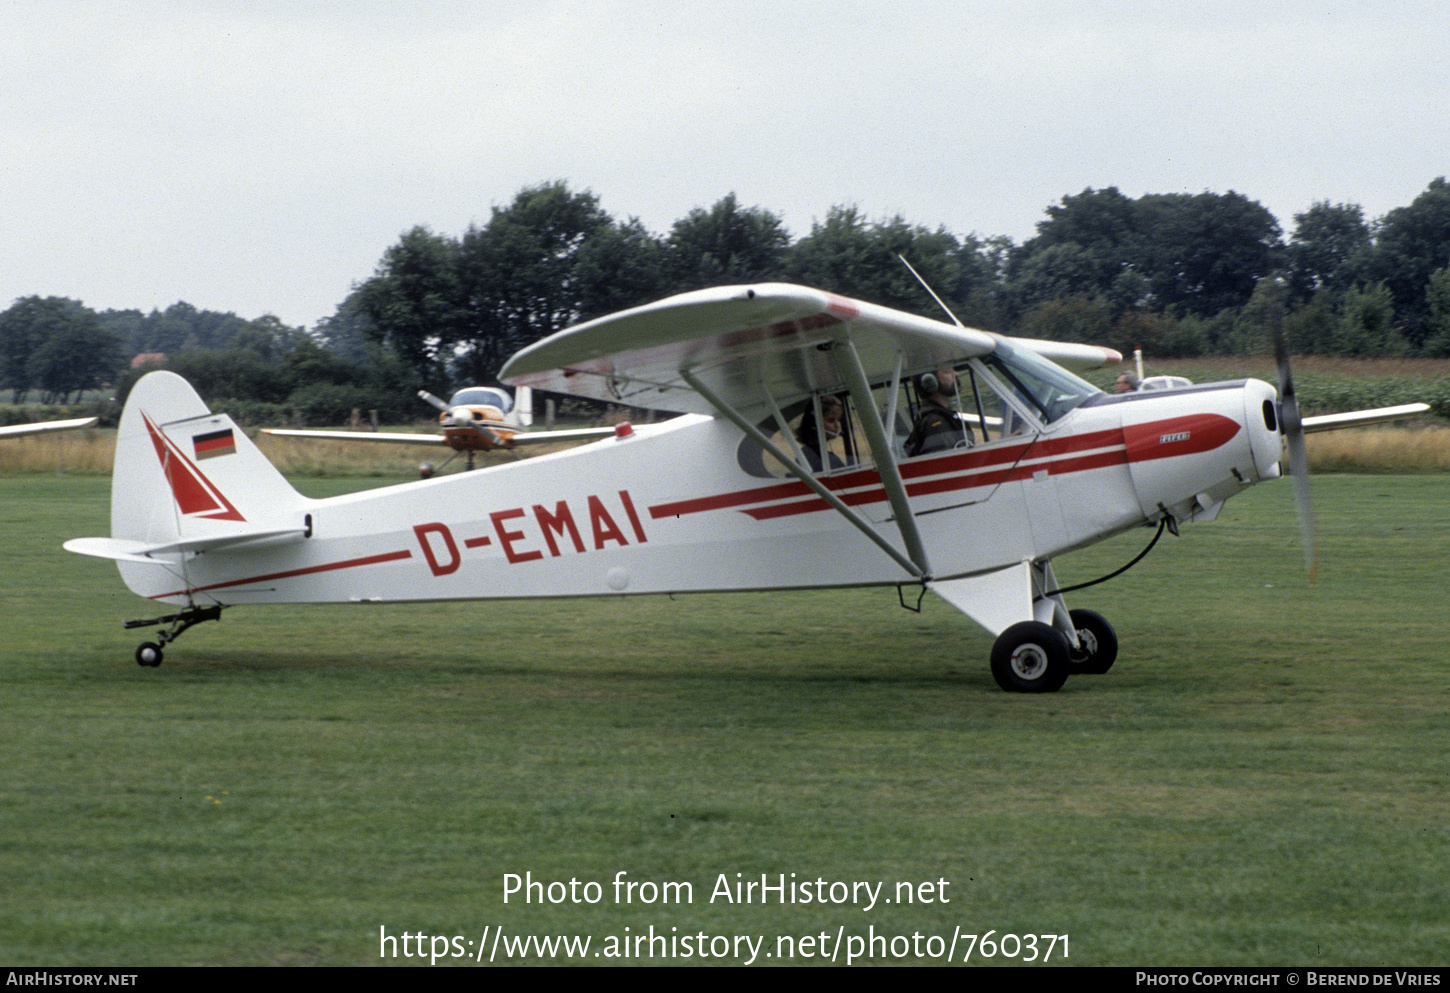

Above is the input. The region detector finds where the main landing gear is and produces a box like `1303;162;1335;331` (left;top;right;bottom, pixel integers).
1067;608;1118;675
988;610;1118;692
124;605;223;667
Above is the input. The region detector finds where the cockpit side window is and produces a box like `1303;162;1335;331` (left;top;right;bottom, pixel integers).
734;346;1100;478
737;394;871;479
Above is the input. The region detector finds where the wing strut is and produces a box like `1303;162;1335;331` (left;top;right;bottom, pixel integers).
830;338;932;578
681;369;926;580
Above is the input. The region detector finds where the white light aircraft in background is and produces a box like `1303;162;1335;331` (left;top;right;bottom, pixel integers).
65;284;1427;689
264;385;615;471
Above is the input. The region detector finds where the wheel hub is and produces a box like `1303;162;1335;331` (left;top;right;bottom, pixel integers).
1009;643;1049;679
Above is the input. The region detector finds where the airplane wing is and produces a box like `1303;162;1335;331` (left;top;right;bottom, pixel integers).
1301;403;1430;434
263;426;617;447
1006;336;1123;374
264;429;448;445
500;283;1003;418
502;282;1121;582
0;416;98;438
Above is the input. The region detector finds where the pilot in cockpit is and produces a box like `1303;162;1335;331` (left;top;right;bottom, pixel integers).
907;369;973;456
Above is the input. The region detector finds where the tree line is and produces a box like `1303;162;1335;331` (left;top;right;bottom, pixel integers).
4;176;1450;423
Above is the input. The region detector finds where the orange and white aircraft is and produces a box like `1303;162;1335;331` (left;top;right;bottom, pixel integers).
66;284;1427;689
263;385;615;470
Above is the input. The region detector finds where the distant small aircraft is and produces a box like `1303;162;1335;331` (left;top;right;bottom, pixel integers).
0;416;98;439
67;283;1427;688
263;385;615;471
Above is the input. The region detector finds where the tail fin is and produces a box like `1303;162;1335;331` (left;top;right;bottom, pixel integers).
66;372;311;603
111;371;308;546
514;385;534;427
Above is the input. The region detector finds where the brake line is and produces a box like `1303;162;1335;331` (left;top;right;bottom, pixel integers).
1039;517;1169;599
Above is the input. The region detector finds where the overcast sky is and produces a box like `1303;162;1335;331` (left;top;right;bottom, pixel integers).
4;0;1447;330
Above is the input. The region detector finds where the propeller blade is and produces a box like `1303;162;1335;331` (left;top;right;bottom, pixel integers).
1274;328;1318;583
418;390;451;413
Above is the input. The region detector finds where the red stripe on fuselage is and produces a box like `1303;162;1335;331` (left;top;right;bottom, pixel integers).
152;548;413;599
648;415;1240;523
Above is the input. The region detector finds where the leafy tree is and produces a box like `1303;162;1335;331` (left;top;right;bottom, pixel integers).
1333;282;1404;357
785;206;961;316
356;225;462;388
313;290;378;364
1016;295;1115;347
1009;187;1153;318
1422;266;1450;357
1033;186;1144;256
1282;289;1339;355
1135;191;1283;317
1226;275;1289;356
1011;187;1280;321
453;182;614;384
11;299;125;402
667;193;790;291
1285;201;1372;301
1370;177;1450;346
573;216;671;321
1012;242;1105;308
0;297;54;401
1113;309;1169;357
122;301;254;355
1;296;123;402
954;234;1016;330
166;348;292;404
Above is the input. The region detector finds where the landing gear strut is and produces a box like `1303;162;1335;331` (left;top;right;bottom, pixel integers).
124;605;223;667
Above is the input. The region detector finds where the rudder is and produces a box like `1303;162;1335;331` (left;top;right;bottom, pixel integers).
111;371;307;547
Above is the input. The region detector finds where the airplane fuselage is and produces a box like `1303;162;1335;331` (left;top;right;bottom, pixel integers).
119;378;1283;610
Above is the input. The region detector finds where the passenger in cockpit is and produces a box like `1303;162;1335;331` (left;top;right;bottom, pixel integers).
796;395;849;472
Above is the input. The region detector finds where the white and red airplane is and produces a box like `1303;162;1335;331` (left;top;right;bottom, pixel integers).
65;284;1427;689
263;385;615;471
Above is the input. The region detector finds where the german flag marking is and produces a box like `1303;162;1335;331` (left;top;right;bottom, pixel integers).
193;428;236;460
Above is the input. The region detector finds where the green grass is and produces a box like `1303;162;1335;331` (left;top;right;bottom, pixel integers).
2;474;1448;965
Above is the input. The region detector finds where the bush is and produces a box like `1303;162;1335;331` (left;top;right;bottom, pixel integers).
279;382;416;427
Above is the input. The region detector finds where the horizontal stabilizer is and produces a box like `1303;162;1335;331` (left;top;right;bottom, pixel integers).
65;527;309;563
1301;403;1430;434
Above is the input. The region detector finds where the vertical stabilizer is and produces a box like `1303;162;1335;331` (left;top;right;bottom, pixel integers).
111;371;307;548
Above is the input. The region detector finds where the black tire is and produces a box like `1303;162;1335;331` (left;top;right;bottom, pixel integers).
135;642;163;667
1068;609;1118;675
990;621;1071;693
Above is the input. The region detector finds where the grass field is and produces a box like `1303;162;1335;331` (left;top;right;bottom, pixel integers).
2;472;1448;966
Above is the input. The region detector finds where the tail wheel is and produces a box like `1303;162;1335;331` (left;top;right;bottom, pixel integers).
1068;609;1118;675
990;621;1070;693
135;642;163;667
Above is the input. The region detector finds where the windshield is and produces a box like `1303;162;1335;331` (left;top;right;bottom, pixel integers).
980;341;1102;424
449;387;513;413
